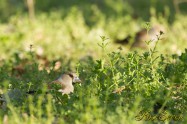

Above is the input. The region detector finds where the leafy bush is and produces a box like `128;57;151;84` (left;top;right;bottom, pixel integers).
0;33;186;123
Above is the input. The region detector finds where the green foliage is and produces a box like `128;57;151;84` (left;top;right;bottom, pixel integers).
0;33;187;123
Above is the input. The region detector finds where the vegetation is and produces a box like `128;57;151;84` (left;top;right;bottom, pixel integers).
0;0;187;124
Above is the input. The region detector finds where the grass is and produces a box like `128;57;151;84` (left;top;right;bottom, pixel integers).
0;33;187;123
0;1;187;124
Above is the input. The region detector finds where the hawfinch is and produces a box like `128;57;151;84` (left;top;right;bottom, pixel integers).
48;72;81;95
115;25;165;49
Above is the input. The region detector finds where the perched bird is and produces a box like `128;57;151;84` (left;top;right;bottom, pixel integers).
0;72;81;109
48;72;81;95
26;72;82;95
115;25;165;49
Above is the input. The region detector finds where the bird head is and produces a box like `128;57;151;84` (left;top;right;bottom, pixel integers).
67;72;81;83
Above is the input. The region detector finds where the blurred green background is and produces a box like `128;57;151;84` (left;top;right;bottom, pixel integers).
0;0;187;64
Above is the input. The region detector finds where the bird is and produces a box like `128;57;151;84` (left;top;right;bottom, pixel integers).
26;72;82;95
115;25;165;49
0;72;82;109
48;72;81;95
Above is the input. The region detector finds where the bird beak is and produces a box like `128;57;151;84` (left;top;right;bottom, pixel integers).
73;77;81;83
73;77;82;86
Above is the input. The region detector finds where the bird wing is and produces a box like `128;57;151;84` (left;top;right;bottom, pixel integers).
48;80;63;89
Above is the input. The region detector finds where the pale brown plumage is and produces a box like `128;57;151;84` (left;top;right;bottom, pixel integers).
115;25;165;49
48;72;81;95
